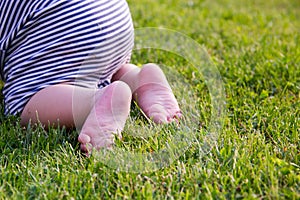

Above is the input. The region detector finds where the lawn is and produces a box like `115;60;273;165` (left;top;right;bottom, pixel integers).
0;0;299;199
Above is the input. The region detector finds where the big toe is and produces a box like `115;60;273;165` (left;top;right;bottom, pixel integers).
78;133;91;144
78;134;92;153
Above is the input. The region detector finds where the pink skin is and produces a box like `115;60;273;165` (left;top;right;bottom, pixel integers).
113;63;182;123
78;81;132;152
20;63;181;154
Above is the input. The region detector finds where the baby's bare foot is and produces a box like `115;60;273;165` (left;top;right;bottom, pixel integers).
78;81;132;153
134;64;182;124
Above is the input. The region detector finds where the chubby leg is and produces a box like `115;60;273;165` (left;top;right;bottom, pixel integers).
112;63;181;123
20;84;94;128
21;82;132;152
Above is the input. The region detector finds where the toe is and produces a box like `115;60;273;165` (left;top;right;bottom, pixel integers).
175;110;183;119
167;110;182;123
80;143;93;155
78;133;91;144
78;133;93;154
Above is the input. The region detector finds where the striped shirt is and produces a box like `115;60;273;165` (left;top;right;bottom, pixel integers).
0;0;134;115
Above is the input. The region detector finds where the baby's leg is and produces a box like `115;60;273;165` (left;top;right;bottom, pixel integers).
20;84;93;128
113;63;181;124
21;82;132;152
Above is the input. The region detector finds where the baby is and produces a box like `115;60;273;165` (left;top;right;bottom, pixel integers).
0;0;181;153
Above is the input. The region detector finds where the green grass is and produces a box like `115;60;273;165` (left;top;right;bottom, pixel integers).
1;0;299;199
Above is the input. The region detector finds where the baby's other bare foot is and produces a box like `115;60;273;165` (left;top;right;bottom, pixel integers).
78;81;131;153
134;64;182;124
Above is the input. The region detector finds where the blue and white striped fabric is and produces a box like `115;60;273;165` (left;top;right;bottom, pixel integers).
0;0;134;115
